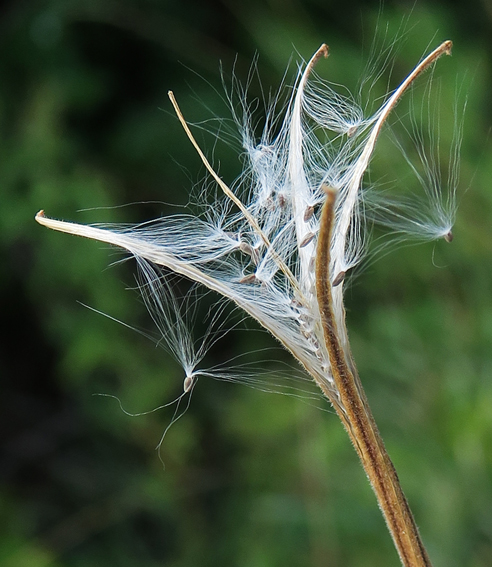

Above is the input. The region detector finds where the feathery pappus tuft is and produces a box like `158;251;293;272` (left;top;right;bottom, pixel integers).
35;40;459;419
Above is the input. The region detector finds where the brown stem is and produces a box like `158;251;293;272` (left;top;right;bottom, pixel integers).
315;186;432;567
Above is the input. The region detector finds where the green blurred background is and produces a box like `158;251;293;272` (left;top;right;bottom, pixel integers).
2;1;492;566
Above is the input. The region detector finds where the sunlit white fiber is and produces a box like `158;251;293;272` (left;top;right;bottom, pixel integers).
364;78;461;245
36;40;459;418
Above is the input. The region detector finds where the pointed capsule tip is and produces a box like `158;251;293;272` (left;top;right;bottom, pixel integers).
321;184;337;207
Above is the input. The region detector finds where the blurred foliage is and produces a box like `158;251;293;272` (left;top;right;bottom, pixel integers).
2;0;492;566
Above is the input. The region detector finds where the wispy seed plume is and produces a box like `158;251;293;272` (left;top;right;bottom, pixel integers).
36;39;459;567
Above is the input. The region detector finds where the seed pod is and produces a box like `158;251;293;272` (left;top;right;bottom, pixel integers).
444;230;454;243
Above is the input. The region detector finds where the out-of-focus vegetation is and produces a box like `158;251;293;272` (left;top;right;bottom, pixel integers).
2;1;492;566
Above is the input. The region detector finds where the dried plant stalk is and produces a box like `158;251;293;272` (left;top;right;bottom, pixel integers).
316;186;431;567
36;38;460;566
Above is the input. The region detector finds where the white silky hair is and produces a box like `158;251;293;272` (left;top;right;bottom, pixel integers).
36;39;460;418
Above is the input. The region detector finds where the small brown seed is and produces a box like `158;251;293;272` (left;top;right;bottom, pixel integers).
347;125;358;137
304;205;315;222
240;241;261;264
239;273;258;284
444;230;453;243
299;232;315;248
183;375;194;393
239;241;253;255
332;271;346;287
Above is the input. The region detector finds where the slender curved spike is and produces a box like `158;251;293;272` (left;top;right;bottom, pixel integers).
168;91;302;296
333;40;453;275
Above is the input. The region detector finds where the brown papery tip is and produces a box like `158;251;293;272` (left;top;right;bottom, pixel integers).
305;44;330;78
321;184;337;205
443;40;453;55
319;43;329;59
35;210;46;221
